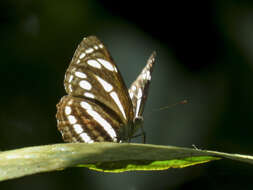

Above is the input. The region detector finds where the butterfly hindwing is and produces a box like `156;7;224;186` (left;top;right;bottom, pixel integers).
56;95;124;142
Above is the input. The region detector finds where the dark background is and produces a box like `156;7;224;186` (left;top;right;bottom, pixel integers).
1;0;253;189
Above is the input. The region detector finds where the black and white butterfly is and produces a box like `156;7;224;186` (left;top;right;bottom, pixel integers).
56;36;156;143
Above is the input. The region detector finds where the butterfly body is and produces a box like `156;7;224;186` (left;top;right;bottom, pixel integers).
56;36;155;143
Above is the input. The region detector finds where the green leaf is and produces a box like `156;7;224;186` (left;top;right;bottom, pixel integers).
0;143;253;181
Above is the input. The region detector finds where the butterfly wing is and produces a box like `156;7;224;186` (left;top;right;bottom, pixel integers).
56;36;136;142
128;52;156;118
64;36;134;124
57;95;123;142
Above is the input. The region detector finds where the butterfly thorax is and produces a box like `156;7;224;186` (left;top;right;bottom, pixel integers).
118;116;143;142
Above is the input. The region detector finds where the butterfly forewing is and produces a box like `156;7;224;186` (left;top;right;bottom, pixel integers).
64;36;134;124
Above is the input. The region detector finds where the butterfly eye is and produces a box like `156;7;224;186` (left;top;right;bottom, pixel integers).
56;36;156;143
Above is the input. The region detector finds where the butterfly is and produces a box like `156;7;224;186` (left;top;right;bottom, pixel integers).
56;36;156;143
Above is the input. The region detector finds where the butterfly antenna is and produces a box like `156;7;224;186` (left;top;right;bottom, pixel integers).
152;99;188;112
144;98;188;117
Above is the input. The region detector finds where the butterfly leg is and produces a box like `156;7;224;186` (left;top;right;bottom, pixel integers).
140;127;146;144
130;129;146;143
